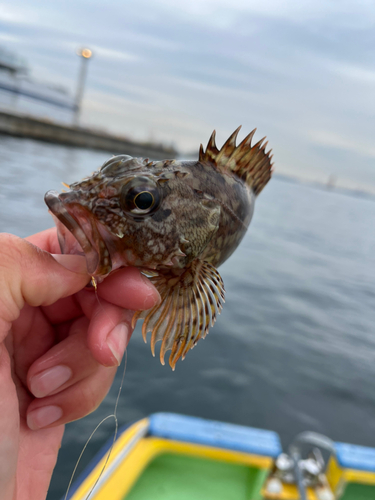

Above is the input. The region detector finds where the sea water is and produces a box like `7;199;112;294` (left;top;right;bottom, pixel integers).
0;135;374;499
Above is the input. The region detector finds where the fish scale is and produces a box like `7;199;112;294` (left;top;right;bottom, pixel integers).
45;126;273;369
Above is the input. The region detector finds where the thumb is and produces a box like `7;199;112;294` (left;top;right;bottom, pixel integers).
0;233;89;336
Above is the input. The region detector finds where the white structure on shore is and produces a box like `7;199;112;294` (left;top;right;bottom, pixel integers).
0;46;75;124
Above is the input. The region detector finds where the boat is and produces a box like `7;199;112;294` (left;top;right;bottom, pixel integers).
65;413;375;500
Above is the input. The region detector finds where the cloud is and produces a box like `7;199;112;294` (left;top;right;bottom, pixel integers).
156;0;375;28
0;3;39;25
85;46;140;63
0;0;374;191
309;130;375;160
0;33;21;43
330;62;375;85
82;87;212;149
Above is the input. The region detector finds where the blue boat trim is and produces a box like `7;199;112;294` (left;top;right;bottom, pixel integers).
61;413;375;500
335;442;375;472
149;413;282;458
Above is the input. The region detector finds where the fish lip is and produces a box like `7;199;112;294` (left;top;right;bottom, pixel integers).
44;190;104;276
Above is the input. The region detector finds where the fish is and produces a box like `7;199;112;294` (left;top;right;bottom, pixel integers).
45;126;273;369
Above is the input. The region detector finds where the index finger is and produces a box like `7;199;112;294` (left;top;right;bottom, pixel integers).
97;267;161;311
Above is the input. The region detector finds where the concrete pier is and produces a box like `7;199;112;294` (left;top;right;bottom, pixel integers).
0;110;177;159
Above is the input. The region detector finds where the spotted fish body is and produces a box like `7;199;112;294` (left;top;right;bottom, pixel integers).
45;127;273;369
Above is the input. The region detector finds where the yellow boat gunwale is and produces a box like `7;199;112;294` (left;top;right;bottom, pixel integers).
69;418;275;500
66;414;375;500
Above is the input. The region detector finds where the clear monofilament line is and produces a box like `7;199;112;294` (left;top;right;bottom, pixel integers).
64;346;128;500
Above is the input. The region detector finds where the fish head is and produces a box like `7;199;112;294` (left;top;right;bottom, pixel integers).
45;155;220;278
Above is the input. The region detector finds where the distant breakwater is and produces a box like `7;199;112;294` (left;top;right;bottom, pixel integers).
0;110;177;160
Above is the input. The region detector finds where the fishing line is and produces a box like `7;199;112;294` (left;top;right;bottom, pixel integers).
64;353;127;500
64;283;128;500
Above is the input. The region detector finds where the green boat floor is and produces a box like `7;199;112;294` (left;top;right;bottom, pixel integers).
124;453;267;500
339;482;375;500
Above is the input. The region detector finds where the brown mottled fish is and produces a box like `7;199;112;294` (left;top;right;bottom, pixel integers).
45;127;273;369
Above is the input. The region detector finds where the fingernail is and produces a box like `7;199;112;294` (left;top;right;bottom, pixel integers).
107;323;128;366
139;274;161;308
52;254;88;274
27;405;63;430
30;365;73;398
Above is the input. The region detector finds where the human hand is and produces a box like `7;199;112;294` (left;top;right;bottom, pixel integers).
0;229;160;500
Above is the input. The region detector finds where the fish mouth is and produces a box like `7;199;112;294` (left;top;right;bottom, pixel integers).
45;190;111;277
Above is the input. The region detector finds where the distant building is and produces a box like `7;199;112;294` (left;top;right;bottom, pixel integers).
0;46;75;124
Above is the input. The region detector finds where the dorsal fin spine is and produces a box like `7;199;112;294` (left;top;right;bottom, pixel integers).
200;126;273;195
199;144;204;162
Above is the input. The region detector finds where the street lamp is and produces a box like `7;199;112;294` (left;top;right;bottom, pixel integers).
74;47;92;126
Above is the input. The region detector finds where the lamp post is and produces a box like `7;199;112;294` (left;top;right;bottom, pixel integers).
74;47;92;126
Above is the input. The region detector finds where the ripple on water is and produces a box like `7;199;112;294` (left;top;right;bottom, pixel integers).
0;136;373;499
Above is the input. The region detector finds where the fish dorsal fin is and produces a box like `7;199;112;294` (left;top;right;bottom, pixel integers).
199;126;273;195
132;260;225;370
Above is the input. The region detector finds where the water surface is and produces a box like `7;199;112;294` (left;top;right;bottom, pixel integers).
0;135;374;499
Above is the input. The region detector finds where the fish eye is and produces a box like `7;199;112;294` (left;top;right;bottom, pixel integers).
134;191;154;210
120;176;161;216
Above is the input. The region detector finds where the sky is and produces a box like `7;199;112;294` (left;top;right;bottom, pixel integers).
0;0;374;192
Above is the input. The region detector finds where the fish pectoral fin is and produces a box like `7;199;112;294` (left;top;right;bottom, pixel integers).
131;260;225;370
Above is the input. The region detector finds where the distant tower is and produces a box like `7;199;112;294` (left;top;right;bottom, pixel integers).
74;48;92;126
326;175;336;190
